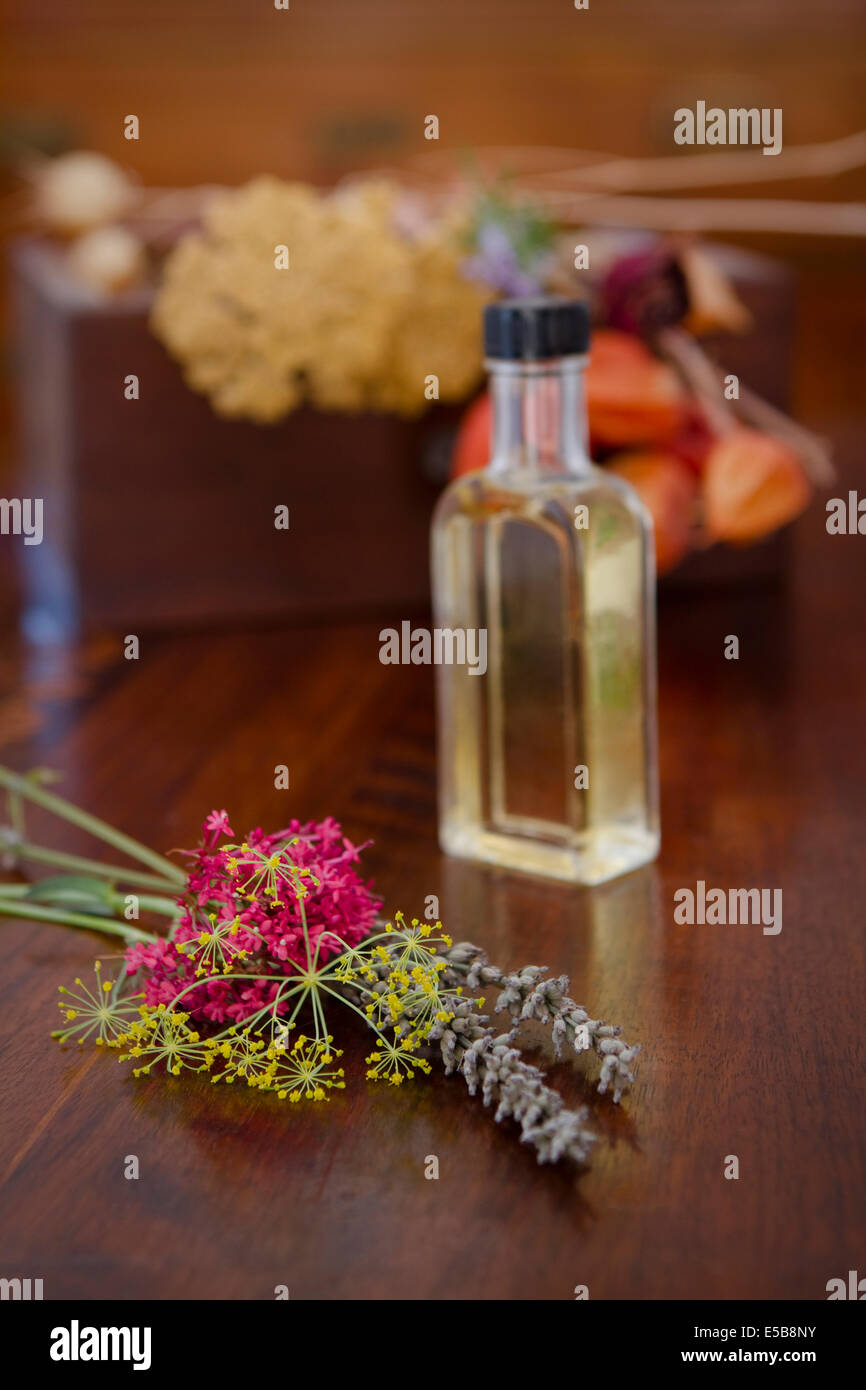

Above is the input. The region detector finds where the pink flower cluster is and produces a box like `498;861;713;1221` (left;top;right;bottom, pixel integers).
125;813;381;1025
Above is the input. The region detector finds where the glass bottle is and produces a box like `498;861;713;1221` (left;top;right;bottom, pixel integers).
431;297;659;884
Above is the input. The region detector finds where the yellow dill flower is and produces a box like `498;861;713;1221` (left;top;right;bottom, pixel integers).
365;1039;432;1086
53;960;143;1046
221;836;320;908
177;911;249;976
213;1027;281;1088
117;1007;209;1078
266;1035;345;1101
381;916;445;973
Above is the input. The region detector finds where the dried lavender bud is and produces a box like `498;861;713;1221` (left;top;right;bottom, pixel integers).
344;934;638;1165
441;941;641;1104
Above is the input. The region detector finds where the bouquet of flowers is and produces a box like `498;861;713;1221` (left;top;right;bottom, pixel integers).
0;765;639;1167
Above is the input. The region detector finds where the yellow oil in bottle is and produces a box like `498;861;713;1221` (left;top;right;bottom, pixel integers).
432;299;659;884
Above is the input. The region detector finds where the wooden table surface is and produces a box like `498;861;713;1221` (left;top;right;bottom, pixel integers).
0;441;864;1302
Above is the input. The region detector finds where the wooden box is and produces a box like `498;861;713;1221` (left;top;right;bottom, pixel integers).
9;238;795;636
10;240;460;638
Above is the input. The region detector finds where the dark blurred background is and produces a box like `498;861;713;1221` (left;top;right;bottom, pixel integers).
1;0;864;634
2;0;864;184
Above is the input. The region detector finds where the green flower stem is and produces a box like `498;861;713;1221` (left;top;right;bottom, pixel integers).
0;896;157;944
7;789;25;838
298;894;313;972
7;841;181;894
128;894;180;918
318;979;388;1040
310;989;329;1042
0;883;176;922
0;765;186;887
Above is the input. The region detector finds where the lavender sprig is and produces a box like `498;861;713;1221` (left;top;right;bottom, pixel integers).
448;942;641;1104
432;1000;597;1164
346;937;640;1166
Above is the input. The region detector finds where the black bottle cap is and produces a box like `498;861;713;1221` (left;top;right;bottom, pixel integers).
483;296;591;361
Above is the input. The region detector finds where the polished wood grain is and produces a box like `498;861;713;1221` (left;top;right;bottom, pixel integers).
0;417;864;1299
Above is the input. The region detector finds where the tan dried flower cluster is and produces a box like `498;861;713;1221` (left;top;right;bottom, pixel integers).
150;177;489;422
